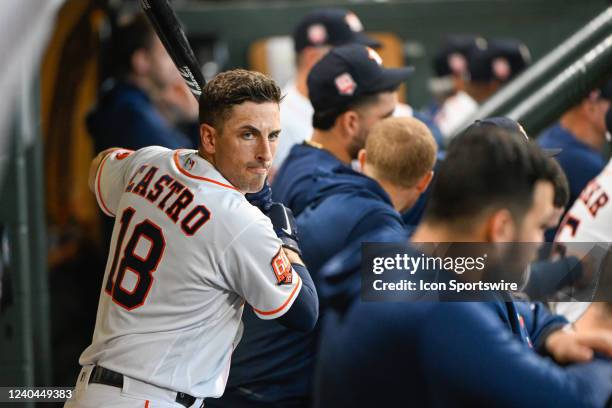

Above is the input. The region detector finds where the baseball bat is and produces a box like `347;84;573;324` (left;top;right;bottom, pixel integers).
140;0;204;100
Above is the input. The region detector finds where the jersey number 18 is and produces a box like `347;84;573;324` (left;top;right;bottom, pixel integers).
105;207;166;310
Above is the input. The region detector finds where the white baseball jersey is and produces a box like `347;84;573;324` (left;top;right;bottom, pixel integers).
554;158;612;321
80;147;302;398
434;90;478;140
274;81;313;169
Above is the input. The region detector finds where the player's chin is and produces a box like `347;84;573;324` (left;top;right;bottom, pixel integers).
243;173;267;193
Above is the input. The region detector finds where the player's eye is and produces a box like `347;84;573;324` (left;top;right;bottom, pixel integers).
242;132;255;140
269;132;280;141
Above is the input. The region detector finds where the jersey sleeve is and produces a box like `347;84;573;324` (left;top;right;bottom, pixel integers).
222;212;303;320
94;146;168;217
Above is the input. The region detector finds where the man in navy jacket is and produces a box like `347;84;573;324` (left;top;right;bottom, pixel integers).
272;44;411;216
537;81;612;213
297;116;436;278
314;122;612;407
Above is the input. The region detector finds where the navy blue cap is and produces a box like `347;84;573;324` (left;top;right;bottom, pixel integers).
468;39;531;83
307;44;413;113
470;117;561;156
599;78;612;100
433;34;486;77
293;8;380;53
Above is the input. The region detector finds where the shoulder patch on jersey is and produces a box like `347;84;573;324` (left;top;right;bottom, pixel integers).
271;248;292;285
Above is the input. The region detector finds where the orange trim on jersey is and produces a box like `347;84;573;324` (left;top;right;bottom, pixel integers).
253;272;302;316
173;150;239;191
96;150;119;217
144;400;150;408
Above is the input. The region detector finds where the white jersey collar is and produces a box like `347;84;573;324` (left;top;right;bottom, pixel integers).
173;149;239;191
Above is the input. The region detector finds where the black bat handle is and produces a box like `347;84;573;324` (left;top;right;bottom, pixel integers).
140;0;205;100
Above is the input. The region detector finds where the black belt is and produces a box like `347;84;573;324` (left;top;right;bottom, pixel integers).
89;366;198;408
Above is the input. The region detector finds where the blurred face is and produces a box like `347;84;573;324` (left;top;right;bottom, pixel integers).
485;181;555;285
546;206;565;229
591;97;611;138
348;91;397;159
200;102;280;194
516;181;555;243
147;36;179;91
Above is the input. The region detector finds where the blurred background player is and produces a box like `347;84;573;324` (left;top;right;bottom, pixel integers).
273;8;380;175
466;39;531;104
443;38;531;137
554;143;612;323
314;123;612;408
272;43;411;216
428;34;485;140
86;12;198;154
538;80;612;215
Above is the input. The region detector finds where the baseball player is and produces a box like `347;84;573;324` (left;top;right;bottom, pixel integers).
273;8;380;175
314;124;612;407
537;81;612;215
554;158;612;321
272;43;412;216
65;69;318;408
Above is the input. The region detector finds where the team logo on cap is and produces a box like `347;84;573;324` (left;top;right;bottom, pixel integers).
492;57;511;81
367;47;383;66
335;72;357;96
448;53;467;75
345;11;364;32
308;24;327;45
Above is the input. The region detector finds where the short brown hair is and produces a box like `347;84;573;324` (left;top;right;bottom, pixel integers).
366;117;437;187
199;69;282;129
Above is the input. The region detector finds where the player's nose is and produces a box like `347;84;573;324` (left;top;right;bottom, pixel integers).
255;135;273;163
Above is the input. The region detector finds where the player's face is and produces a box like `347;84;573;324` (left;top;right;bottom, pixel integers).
517;181;555;244
510;180;555;272
487;181;555;286
593;98;611;138
214;101;280;193
148;36;179;91
349;91;397;159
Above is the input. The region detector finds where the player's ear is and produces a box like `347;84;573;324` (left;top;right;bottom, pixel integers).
486;208;515;243
357;148;367;171
199;123;217;155
416;170;434;193
340;110;360;139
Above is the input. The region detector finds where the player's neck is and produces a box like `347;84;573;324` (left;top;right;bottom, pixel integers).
412;221;485;243
560;114;605;151
373;177;416;212
310;130;352;164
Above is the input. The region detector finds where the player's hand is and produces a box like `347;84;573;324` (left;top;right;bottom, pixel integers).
264;202;301;257
545;325;612;364
245;181;273;212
